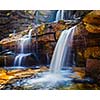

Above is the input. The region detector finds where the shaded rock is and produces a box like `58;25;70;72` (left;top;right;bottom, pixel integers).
0;55;14;66
72;21;100;67
86;59;100;84
59;83;100;90
0;10;35;40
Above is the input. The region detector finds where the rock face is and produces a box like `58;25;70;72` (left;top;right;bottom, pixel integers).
0;10;35;40
0;10;91;40
0;20;73;66
83;10;100;33
72;10;100;67
86;59;100;84
0;10;100;68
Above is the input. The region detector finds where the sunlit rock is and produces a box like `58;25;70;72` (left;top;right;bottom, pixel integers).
83;10;100;33
85;23;100;33
84;47;100;59
83;10;100;25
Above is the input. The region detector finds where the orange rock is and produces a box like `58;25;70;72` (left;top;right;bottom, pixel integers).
84;47;100;59
83;10;100;25
0;68;14;80
83;10;100;33
85;23;100;33
0;74;14;80
39;66;48;72
7;69;23;75
0;79;9;85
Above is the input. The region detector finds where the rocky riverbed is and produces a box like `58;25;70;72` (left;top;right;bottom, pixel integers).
0;66;100;90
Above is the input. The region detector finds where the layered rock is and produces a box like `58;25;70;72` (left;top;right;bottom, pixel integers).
0;66;48;89
83;10;100;33
72;10;100;67
0;10;100;68
0;10;35;40
0;20;73;66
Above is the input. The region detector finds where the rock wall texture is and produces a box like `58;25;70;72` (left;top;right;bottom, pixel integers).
0;10;100;68
0;10;35;40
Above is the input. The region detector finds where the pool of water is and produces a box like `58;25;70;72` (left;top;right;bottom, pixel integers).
3;67;100;90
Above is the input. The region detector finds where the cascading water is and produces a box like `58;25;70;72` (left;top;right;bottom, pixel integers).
20;26;76;89
55;10;64;22
50;26;76;73
61;10;64;20
14;29;33;66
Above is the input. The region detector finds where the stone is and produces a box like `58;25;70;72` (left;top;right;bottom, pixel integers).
83;10;100;33
0;67;48;89
84;47;100;59
85;23;100;33
0;10;34;40
86;59;100;83
83;10;100;25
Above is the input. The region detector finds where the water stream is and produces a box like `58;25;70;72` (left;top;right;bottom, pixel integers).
55;10;64;22
14;26;77;89
50;26;76;73
14;29;33;66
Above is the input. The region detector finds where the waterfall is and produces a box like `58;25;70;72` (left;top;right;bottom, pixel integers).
50;26;76;73
14;29;33;66
61;10;64;20
55;10;64;22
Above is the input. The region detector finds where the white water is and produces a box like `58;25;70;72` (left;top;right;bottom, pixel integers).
14;29;33;66
50;26;76;73
55;10;64;22
22;69;73;89
14;53;31;66
13;26;76;89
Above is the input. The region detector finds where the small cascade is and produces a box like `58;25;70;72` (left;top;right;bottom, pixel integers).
13;26;76;89
50;26;76;73
55;10;64;22
14;29;33;66
13;29;16;35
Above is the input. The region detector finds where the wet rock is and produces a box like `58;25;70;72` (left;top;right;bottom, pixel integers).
69;67;85;80
72;78;94;84
59;83;100;90
0;66;48;89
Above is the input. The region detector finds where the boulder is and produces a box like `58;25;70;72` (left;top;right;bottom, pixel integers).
83;10;100;33
84;47;100;59
86;59;100;84
83;10;100;25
